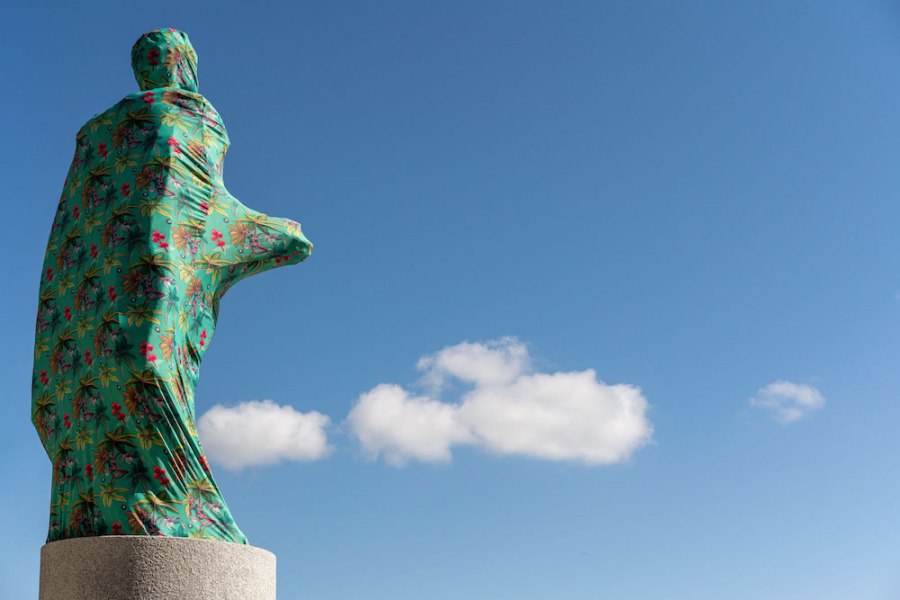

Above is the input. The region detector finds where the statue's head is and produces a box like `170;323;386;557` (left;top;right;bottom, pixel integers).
131;28;199;93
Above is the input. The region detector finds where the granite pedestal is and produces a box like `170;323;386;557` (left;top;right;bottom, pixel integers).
39;536;276;600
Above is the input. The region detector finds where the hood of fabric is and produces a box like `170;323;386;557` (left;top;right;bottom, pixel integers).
131;28;199;93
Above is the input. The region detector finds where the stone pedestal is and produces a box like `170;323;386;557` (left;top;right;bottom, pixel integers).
39;536;276;600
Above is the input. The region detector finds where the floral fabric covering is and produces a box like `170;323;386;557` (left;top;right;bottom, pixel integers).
31;28;312;544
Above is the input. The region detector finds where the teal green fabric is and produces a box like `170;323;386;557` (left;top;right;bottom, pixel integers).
31;28;312;543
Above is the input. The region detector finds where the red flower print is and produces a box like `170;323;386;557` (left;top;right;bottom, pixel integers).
167;137;182;154
107;285;117;301
147;47;160;67
63;306;72;321
85;464;93;480
72;206;80;219
139;343;157;363
89;244;98;258
46;267;54;282
121;183;131;197
153;466;170;485
98;143;108;158
199;200;210;213
63;414;71;428
142;92;155;104
152;230;169;250
39;370;49;385
112;522;122;535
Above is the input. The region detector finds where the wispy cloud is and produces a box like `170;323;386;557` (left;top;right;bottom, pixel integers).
749;380;825;424
198;400;332;470
346;338;653;467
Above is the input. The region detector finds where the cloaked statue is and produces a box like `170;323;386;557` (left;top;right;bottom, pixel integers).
31;28;312;544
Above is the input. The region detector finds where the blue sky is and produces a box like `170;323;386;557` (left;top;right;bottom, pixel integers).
3;1;900;598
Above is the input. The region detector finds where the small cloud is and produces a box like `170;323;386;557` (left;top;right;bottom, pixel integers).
416;336;530;389
198;400;332;470
346;338;653;466
749;380;825;424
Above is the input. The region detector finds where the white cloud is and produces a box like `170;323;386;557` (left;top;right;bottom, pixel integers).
416;336;530;388
346;338;653;466
198;400;332;470
749;380;825;424
457;370;651;464
346;384;475;467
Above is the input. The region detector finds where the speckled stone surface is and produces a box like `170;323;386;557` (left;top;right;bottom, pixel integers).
39;536;276;600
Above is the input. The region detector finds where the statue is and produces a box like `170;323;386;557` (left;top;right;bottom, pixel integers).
31;28;312;544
